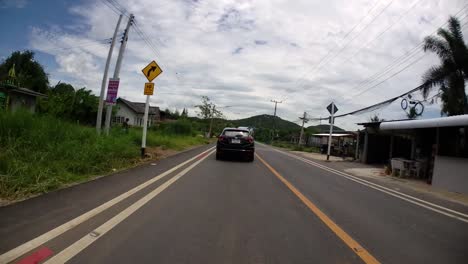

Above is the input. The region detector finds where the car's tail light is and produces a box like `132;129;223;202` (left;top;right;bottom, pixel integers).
218;135;226;142
247;137;254;143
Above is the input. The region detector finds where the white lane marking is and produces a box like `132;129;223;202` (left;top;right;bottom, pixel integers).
45;150;215;264
269;147;468;223
0;147;215;264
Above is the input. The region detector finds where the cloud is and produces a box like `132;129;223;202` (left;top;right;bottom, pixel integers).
27;0;467;130
0;0;27;8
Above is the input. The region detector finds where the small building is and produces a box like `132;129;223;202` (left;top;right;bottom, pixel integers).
0;83;47;112
357;115;468;194
113;98;160;127
308;133;356;156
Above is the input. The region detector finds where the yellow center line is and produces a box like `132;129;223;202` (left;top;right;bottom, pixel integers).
256;153;380;264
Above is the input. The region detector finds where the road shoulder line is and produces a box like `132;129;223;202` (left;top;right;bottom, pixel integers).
270;147;468;223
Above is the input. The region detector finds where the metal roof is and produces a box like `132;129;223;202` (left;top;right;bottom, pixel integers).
118;98;159;115
312;133;354;137
380;115;468;130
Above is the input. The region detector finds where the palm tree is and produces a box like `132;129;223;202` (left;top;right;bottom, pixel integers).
421;16;468;116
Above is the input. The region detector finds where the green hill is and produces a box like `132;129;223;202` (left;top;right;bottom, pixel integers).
231;114;300;130
307;124;345;133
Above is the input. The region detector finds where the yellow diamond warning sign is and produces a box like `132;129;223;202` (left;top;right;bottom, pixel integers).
141;60;162;82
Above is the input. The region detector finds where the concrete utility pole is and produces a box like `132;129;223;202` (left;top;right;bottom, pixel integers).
270;100;282;141
298;111;309;146
326;102;336;161
96;14;123;134
141;94;150;157
104;14;134;135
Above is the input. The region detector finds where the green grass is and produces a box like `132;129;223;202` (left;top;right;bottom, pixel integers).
0;111;209;199
271;141;320;153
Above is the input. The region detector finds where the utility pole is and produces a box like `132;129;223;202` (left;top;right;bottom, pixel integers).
104;14;134;135
270;99;282;142
298;111;309;146
96;14;123;134
327;102;336;161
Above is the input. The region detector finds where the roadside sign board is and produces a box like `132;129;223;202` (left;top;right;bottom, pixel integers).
141;60;162;82
105;78;120;104
144;82;154;95
326;103;338;115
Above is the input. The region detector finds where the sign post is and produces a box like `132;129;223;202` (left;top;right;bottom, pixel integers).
140;61;162;158
326;102;338;161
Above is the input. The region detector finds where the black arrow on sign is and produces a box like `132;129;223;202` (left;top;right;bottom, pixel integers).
147;66;157;77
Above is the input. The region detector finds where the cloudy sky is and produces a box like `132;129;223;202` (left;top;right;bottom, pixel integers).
1;0;467;129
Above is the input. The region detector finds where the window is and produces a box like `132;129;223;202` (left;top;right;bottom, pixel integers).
223;130;249;137
112;116;125;124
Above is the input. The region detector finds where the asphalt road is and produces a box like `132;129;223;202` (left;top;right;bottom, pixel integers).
1;143;467;264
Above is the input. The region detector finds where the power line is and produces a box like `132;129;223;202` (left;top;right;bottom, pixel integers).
341;13;468;102
309;83;429;121
341;0;424;64
292;0;395;90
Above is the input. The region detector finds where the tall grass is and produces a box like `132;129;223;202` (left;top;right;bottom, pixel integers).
0;111;207;199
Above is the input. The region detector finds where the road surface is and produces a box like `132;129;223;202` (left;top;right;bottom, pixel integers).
1;143;467;263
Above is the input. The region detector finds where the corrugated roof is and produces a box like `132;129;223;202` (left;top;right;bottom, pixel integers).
380;115;468;130
312;133;354;137
118;98;159;115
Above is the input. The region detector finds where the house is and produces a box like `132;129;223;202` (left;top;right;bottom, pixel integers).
113;98;160;127
0;82;47;112
357;115;468;194
307;133;356;156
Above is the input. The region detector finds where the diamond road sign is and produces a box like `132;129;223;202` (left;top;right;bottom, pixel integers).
326;103;338;115
141;60;163;82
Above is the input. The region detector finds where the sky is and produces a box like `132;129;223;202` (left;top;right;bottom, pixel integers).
0;0;467;130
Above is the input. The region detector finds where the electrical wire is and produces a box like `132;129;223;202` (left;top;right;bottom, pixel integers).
341;0;424;64
292;0;395;90
341;13;468;102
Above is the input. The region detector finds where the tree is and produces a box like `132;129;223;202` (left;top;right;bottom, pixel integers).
369;114;384;122
181;108;188;118
420;16;468;116
174;109;181;119
38;82;99;124
195;96;223;137
0;50;49;93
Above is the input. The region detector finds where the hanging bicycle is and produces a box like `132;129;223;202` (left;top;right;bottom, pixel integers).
401;94;424;117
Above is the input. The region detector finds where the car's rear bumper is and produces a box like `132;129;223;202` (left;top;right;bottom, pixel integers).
217;147;255;153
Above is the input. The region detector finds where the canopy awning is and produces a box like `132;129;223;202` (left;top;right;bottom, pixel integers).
312;133;354;137
380;115;468;130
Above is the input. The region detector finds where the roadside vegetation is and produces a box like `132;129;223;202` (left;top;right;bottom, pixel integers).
271;141;320;153
0;111;209;200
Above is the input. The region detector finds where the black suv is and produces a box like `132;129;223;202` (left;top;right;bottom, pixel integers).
216;128;255;162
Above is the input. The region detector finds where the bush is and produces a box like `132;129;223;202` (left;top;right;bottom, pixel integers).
0;111;206;199
163;119;193;135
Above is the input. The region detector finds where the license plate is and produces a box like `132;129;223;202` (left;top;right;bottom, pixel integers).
231;139;241;144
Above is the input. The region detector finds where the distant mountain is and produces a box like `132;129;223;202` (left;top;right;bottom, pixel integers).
231;114;300;131
307;124;345;133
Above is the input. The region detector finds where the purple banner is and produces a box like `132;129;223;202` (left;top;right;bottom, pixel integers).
105;78;120;104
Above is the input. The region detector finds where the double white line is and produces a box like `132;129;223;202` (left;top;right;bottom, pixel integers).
0;147;215;264
274;148;468;224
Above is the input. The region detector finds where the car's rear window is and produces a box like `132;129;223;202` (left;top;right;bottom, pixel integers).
223;130;249;137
